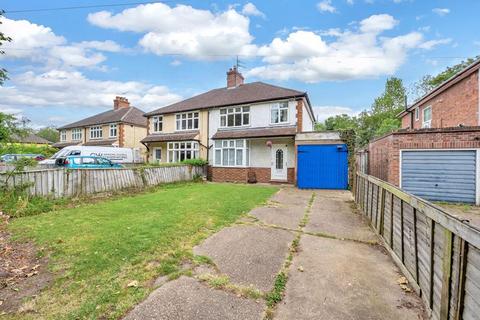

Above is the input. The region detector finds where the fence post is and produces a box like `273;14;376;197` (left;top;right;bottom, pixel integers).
455;240;468;320
379;187;385;235
440;229;453;320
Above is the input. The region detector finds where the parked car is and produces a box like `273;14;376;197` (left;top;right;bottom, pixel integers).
40;146;142;165
55;156;124;169
0;154;46;163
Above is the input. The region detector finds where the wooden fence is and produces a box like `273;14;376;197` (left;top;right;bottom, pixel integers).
354;172;480;320
0;165;205;198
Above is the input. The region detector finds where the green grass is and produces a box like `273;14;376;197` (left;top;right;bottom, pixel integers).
6;182;277;320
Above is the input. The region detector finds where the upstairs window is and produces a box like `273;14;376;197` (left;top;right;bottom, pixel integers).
422;106;432;128
90;126;103;139
152;116;163;132
414;108;419;121
60;130;67;142
176;112;199;131
271;102;289;124
71;128;82;141
109;124;117;138
220;106;250;127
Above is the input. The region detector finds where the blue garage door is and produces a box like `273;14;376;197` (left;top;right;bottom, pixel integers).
297;144;348;189
401;150;477;203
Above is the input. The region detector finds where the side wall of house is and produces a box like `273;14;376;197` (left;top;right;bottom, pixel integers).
401;70;479;129
122;124;147;154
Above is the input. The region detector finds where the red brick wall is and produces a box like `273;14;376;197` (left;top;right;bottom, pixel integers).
401;71;479;129
296;100;303;133
367;127;480;186
208;166;295;184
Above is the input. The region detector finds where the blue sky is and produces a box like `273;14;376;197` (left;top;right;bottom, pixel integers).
1;0;479;128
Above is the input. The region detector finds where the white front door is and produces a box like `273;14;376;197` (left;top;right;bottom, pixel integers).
271;144;288;181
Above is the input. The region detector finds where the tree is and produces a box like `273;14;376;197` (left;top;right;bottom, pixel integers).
411;56;480;100
0;10;12;86
0;112;27;148
36;126;59;143
315;114;358;131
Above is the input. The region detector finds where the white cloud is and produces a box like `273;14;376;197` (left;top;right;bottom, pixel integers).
418;38;452;50
346;0;354;5
88;3;255;59
246;14;433;83
313;106;359;122
242;3;265;18
432;8;450;16
0;70;183;116
0;17;121;68
317;0;337;13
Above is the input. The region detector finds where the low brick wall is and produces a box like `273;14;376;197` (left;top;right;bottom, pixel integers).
367;126;480;186
208;166;295;184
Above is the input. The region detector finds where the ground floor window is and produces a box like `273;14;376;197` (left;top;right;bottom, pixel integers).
214;139;250;167
167;141;199;162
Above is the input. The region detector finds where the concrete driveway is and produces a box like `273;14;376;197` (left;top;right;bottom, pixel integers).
124;187;426;320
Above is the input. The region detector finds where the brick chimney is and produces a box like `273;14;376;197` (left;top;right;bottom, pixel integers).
113;96;130;110
226;66;244;88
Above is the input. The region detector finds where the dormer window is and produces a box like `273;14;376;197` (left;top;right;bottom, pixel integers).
271;102;289;124
220;106;250;127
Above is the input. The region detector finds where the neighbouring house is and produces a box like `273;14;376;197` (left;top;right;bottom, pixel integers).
361;59;480;204
141;67;348;185
399;59;480;129
12;133;52;146
54;96;148;154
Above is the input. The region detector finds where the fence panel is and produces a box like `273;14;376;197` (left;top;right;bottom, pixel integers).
0;165;206;199
354;172;480;320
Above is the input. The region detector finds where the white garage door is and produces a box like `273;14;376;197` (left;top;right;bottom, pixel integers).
401;150;477;204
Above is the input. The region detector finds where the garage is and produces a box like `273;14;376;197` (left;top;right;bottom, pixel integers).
401;150;477;204
297;144;348;189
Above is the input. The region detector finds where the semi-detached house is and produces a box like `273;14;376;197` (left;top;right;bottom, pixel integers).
142;67;317;184
54;97;148;155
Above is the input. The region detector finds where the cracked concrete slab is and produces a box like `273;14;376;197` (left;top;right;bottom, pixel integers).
275;234;426;320
193;225;295;292
305;190;378;243
269;188;312;208
124;276;264;320
250;206;304;230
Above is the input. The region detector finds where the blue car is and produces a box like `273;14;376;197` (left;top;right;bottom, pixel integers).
55;156;123;169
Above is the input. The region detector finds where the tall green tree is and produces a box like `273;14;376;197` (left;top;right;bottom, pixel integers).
315;114;358;131
0;10;12;85
36;126;59;143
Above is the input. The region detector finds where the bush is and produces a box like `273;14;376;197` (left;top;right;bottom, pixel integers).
181;159;208;166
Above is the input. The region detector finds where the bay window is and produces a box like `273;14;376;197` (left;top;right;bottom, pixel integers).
90;126;103;139
109;124;117;138
167;141;199;162
220;106;250;127
271;102;289;124
176;112;199;131
71;128;82;141
152;116;163;132
214;139;250;167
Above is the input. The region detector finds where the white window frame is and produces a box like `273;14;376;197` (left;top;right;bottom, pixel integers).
90;126;103;139
167;141;199;162
60;130;67;142
422;106;432;128
152;116;163;133
414;107;419;121
71;128;82;141
271;102;289;124
175;112;199;131
153;147;162;162
109;124;117;138
213;139;250;167
219;106;250;128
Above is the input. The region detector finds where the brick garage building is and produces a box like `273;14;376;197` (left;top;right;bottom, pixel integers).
366;126;480;204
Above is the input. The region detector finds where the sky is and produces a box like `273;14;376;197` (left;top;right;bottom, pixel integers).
1;0;479;128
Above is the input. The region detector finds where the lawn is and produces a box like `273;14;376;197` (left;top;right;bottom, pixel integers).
5;182;278;319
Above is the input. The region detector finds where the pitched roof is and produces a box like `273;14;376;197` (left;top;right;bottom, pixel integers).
52;141;81;148
58;106;147;130
141;131;199;143
83;139;118;146
212;126;297;139
399;58;480;117
145;82;307;116
13;133;52;145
